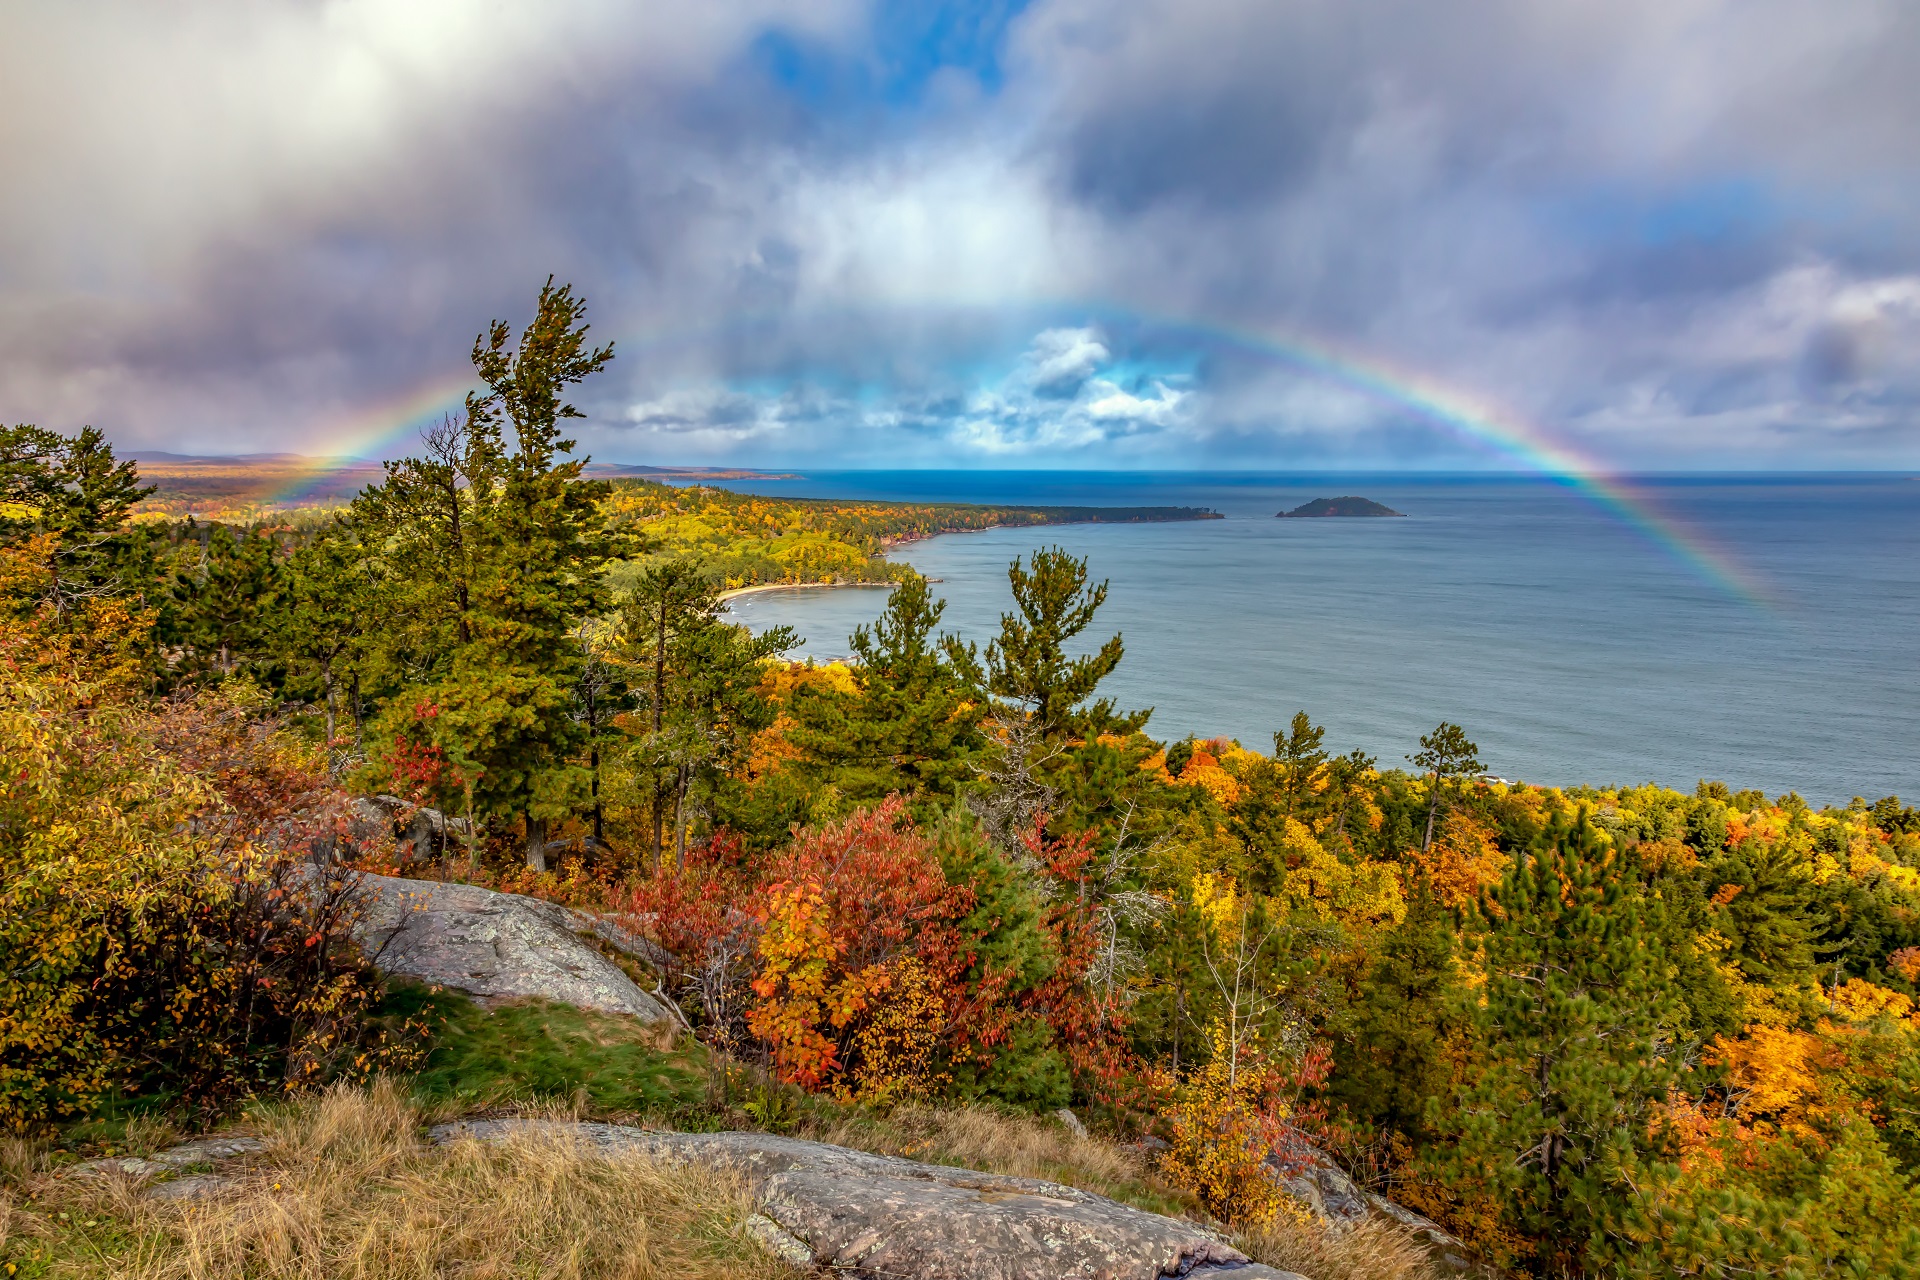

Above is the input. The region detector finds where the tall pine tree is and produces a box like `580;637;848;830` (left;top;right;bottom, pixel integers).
789;573;985;809
1442;811;1682;1275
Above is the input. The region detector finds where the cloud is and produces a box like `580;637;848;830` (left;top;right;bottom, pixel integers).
1;0;1917;467
1019;327;1108;397
617;324;1193;460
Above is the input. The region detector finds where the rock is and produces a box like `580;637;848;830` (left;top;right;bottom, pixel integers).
431;1120;1306;1280
347;795;471;863
1053;1108;1089;1140
1274;1155;1369;1227
72;1135;266;1181
1364;1190;1463;1251
147;1174;236;1200
349;872;672;1022
69;1135;263;1201
745;1213;816;1266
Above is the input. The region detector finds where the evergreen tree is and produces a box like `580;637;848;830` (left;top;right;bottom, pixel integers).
1273;710;1329;820
789;573;986;808
0;424;152;615
1707;838;1818;986
1410;721;1483;852
168;525;282;678
1444;811;1682;1275
1331;877;1464;1145
986;546;1130;734
353;282;622;867
354;411;499;674
272;522;371;751
616;559;794;866
464;278;621;863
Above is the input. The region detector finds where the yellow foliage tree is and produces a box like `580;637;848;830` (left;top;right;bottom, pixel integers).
1160;1018;1292;1227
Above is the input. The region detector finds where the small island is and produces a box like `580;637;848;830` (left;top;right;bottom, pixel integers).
1278;495;1405;518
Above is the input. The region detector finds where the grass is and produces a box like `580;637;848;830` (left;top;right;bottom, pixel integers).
378;984;712;1121
4;994;1446;1280
1235;1214;1445;1280
2;1082;793;1280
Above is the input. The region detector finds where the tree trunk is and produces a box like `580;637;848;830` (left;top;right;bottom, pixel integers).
652;600;667;868
321;657;336;750
525;811;547;873
585;678;604;845
590;743;604;845
673;764;688;871
1423;772;1441;852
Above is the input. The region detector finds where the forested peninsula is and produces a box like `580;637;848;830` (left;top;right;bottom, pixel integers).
6;283;1918;1280
121;454;1218;596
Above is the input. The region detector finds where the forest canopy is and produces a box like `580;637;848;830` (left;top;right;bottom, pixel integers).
4;282;1918;1280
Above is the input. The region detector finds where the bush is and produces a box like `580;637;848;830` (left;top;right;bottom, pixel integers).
0;675;392;1128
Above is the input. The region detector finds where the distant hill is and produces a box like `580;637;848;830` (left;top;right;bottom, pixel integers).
1278;496;1405;518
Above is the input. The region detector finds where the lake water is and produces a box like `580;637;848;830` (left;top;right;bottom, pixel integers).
716;473;1920;806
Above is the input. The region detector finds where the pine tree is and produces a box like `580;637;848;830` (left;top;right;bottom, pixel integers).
986;546;1128;735
0;424;152;616
789;573;986;807
1707;838;1818;986
354;411;500;670
1444;811;1682;1275
1332;877;1464;1145
465;278;621;864
169;525;282;678
1410;721;1482;852
616;559;794;867
353;283;623;868
272;522;370;751
1273;710;1329;820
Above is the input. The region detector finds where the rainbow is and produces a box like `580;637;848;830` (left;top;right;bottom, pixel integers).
270;305;1772;607
1091;309;1775;608
263;371;476;508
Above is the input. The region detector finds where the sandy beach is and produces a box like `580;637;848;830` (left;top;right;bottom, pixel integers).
716;580;901;604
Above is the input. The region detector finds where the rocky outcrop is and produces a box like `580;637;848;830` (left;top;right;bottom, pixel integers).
346;795;471;863
432;1120;1308;1280
349;872;673;1022
1271;1142;1467;1268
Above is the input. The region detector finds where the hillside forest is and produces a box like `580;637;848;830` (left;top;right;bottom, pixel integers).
5;282;1920;1278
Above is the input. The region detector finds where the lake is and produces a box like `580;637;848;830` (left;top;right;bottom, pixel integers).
716;472;1920;806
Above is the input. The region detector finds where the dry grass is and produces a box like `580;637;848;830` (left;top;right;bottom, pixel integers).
0;1133;45;1185
7;1081;797;1280
803;1102;1186;1214
1235;1211;1445;1280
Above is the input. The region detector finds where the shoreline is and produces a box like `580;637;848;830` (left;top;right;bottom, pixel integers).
717;580;902;604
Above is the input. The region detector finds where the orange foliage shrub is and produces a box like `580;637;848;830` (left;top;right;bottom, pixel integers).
1889;947;1920;984
744;799;950;1089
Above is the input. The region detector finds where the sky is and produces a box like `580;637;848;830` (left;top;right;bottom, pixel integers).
2;0;1918;471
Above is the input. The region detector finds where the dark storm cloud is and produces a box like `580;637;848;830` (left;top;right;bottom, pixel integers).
1;0;1917;466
